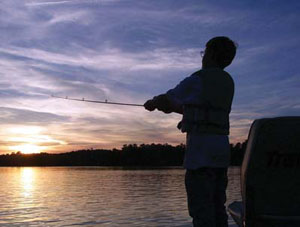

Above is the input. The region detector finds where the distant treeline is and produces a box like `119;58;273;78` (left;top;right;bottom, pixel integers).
0;141;247;167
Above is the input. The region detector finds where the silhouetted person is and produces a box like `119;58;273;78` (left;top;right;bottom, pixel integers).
144;36;237;227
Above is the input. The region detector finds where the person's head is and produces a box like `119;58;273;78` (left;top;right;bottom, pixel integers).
202;36;237;69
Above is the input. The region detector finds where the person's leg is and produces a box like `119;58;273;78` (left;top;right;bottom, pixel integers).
214;168;228;227
185;168;216;227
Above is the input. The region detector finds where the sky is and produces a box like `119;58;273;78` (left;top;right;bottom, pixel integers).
0;0;299;154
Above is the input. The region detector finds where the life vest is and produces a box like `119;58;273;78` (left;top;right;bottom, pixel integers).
178;68;234;135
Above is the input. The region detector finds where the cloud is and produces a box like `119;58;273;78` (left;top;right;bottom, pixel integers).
0;46;200;72
0;107;69;124
26;1;74;7
0;0;299;153
48;10;92;25
26;0;120;7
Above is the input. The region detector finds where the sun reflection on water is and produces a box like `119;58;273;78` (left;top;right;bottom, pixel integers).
20;168;35;197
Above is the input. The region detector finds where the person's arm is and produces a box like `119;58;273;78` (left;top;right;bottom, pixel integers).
144;94;183;114
144;75;195;114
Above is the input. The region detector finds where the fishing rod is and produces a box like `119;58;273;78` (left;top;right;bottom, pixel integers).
51;95;144;107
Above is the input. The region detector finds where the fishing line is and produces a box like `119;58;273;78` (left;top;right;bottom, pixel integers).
51;95;144;107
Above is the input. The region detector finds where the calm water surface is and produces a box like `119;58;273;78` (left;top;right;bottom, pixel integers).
0;167;241;226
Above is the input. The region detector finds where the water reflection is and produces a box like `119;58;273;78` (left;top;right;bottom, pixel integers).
20;168;35;197
0;167;240;226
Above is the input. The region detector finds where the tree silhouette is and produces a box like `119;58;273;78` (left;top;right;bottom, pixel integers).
0;142;246;166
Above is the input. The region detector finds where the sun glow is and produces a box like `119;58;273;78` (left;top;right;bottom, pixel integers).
10;144;43;154
4;126;68;154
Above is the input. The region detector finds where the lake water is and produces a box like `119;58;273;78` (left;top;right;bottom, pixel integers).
0;167;241;226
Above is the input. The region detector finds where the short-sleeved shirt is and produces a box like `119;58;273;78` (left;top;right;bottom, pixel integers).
166;68;231;169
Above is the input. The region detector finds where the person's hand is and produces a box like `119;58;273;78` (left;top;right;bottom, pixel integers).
144;99;156;111
144;94;175;114
157;103;172;114
155;95;172;114
161;108;172;114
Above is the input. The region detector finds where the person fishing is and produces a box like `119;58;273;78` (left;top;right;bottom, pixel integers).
144;36;237;227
